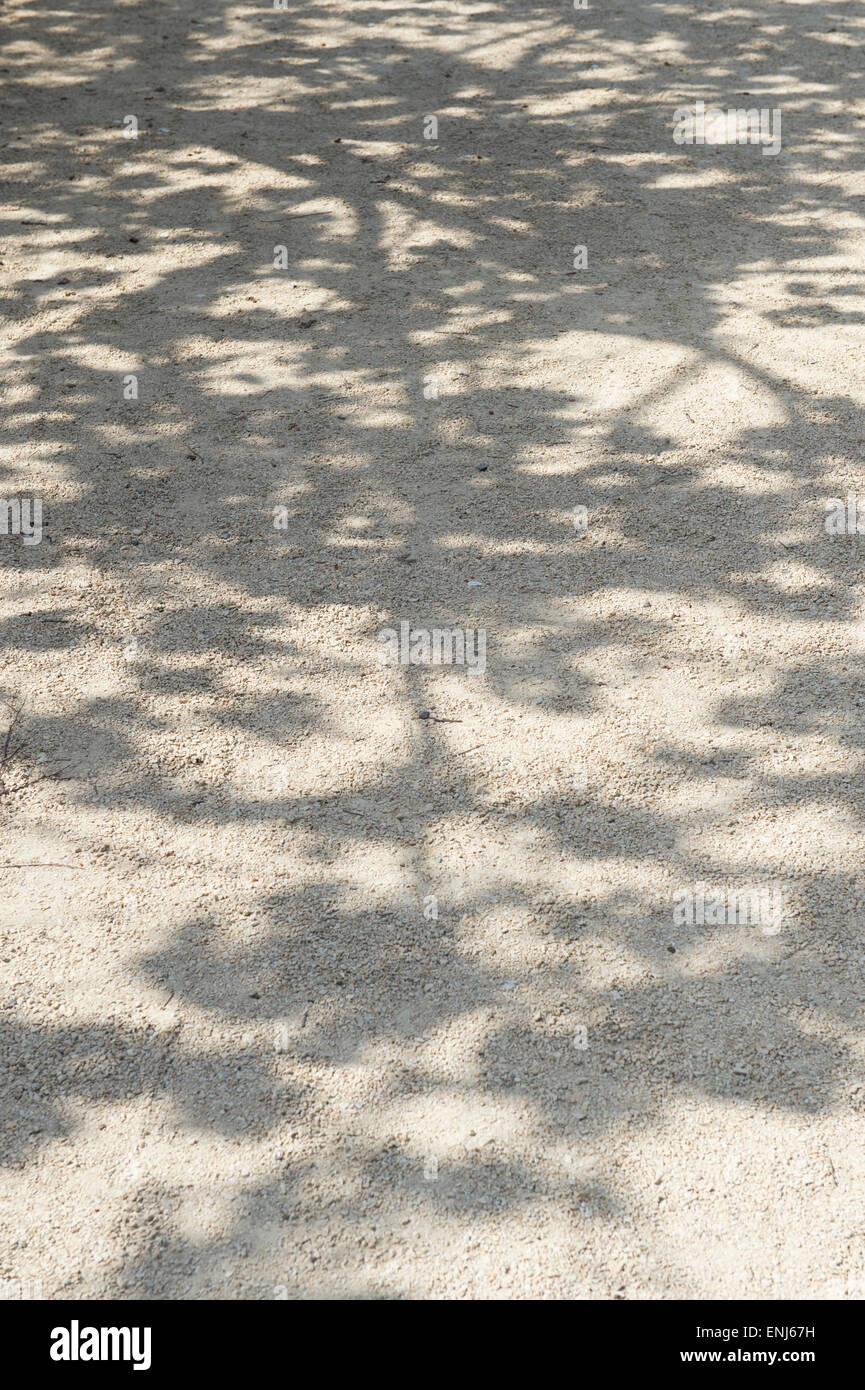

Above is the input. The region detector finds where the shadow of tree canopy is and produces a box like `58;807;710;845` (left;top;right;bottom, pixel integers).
1;0;865;1298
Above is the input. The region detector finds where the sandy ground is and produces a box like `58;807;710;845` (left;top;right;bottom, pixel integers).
2;0;865;1300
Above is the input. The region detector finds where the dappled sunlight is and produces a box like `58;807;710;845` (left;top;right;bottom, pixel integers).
1;0;865;1300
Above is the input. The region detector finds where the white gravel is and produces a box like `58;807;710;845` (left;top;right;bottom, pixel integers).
1;0;864;1299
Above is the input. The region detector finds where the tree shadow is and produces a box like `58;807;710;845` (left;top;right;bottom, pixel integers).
2;0;865;1297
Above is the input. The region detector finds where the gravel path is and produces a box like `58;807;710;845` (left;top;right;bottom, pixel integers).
2;0;865;1299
